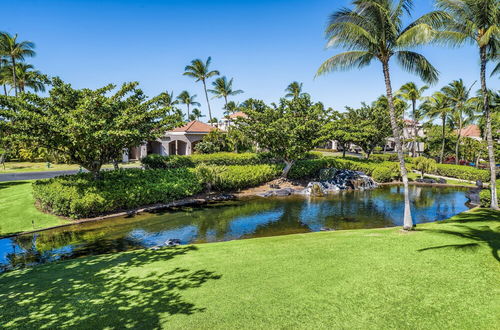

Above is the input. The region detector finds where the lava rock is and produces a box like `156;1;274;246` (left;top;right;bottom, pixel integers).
269;183;281;189
466;188;481;205
476;180;483;188
437;178;447;184
416;178;437;184
258;188;295;197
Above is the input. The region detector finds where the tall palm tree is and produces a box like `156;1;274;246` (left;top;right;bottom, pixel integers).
316;0;441;230
421;92;453;164
208;76;244;109
436;0;499;209
397;82;428;157
284;81;307;99
176;90;201;119
183;57;219;122
0;58;9;95
441;79;476;165
0;32;36;96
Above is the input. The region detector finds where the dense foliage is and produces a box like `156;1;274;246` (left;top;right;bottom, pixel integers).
0;78;182;177
480;188;499;208
432;164;492;182
141;152;275;169
414;157;437;179
32;168;203;218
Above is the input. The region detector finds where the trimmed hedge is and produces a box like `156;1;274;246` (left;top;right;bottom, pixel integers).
432;164;492;182
371;163;402;183
141;152;276;169
196;164;283;192
33;169;203;218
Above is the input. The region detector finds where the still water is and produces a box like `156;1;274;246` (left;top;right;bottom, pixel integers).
0;186;470;271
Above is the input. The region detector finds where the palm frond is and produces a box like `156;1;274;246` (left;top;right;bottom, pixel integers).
316;51;373;76
395;51;439;85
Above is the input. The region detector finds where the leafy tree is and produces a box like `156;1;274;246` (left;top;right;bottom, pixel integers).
284;81;308;99
208;76;243;108
176;90;200;119
238;95;327;177
316;0;442;230
0;32;35;96
183;57;219;122
194;130;233;154
422;124;455;161
436;0;499;209
413;156;437;179
396;82;428;156
190;108;204;121
441;79;477;164
421;92;453;163
460;137;487;167
320;111;356;157
0;78;178;178
346;102;393;159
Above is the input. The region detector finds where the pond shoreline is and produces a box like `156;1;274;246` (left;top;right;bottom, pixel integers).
1;180;476;239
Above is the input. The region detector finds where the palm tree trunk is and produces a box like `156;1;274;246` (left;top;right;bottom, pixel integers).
202;80;212;122
187;104;190;120
382;60;413;230
440;115;446;164
455;116;462;165
224;96;228;109
11;57;17;97
2;84;6;96
480;47;498;209
412;99;417;157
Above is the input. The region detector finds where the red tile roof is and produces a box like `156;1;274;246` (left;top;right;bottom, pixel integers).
457;124;481;138
228;111;247;119
170;120;217;133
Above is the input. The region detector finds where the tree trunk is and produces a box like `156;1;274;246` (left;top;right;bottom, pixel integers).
382;60;413;230
224;96;228;110
2;84;6;96
113;159;119;170
202;80;212;123
480;47;498;209
281;160;295;178
455;116;462;165
342;146;346;158
187;104;190;120
11;57;17;97
440;115;446;164
412;99;417;157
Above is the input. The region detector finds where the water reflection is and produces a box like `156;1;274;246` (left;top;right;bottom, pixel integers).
0;186;470;271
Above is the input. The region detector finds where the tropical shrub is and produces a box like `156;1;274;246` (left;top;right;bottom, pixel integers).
371;163;401;183
370;153;399;162
194;130;234;154
141;154;195;169
288;157;376;180
413;157;437;179
196;164;283;191
432;164;492;182
480;188;499;208
32;168;203;218
141;152;276;169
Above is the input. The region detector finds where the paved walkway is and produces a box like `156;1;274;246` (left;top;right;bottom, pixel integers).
0;170;82;182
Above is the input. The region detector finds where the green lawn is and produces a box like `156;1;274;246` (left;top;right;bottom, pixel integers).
407;172;476;186
0;161;140;173
0;208;498;329
0;181;69;236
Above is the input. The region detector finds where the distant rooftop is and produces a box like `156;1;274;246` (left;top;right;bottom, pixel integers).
170;120;217;133
457;124;481;138
227;111;247;119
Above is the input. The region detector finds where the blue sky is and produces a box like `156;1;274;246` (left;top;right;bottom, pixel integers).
3;0;499;119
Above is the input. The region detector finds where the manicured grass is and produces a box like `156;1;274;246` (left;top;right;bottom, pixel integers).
0;161;140;173
0;208;498;329
0;181;69;236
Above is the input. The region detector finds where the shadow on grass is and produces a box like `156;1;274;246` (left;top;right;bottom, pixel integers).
0;245;221;328
418;223;500;263
0;180;30;190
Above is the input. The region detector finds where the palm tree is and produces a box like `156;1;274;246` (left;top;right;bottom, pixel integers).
10;63;46;93
421;92;453;163
176;90;201;119
191;108;204;121
0;58;9;95
441;79;476;165
316;0;441;230
284;81;307;99
183;57;219;122
0;32;36;96
224;101;240;115
397;82;428;157
208;76;244;108
436;0;499;209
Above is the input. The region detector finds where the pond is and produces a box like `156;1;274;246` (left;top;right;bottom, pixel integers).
0;185;471;271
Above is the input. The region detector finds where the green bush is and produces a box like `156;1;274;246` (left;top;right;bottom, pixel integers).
371;163;401;183
369;154;399;162
432;164;491;182
196;164;283;192
141;152;275;169
479;188;499;208
414;157;437;179
32;168;203;218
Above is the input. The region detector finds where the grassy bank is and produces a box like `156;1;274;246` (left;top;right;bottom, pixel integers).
0;208;498;329
0;181;69;236
0;161;139;173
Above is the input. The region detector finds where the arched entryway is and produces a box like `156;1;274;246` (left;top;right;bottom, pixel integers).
168;140;188;155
